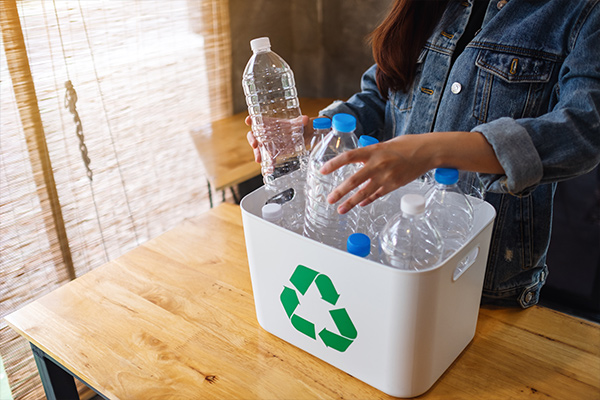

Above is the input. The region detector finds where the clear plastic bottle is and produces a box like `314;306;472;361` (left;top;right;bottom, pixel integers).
368;180;428;259
457;171;486;211
358;135;379;147
425;168;474;258
380;194;443;270
308;117;331;153
303;113;361;250
262;203;285;228
354;135;379;239
347;233;371;258
242;37;307;195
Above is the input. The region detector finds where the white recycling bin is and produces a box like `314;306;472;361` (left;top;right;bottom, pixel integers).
240;185;496;398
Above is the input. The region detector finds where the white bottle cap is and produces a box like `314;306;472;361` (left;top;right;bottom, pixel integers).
250;37;271;52
401;194;426;215
262;203;283;221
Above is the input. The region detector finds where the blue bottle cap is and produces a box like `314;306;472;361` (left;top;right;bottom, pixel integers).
313;117;331;130
359;135;379;147
332;113;357;133
347;233;371;257
435;168;459;185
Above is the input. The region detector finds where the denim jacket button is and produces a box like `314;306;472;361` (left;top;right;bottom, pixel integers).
497;0;508;10
451;82;462;94
524;291;534;303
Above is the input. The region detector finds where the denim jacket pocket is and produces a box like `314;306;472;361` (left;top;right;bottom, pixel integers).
472;48;556;123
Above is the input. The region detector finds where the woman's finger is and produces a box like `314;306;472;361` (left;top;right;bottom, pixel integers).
359;187;386;207
246;130;261;163
326;166;373;205
245;115;252;126
320;147;368;175
247;130;258;148
302;115;309;127
337;178;381;214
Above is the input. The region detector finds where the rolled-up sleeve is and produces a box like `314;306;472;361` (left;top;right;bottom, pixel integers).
475;117;544;195
476;3;600;195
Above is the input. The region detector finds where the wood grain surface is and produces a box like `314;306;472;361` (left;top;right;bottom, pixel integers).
190;98;336;192
5;204;600;399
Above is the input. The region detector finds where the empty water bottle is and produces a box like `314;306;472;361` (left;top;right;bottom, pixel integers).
242;37;307;194
457;171;486;211
358;135;379;147
309;117;331;153
304;113;361;250
380;194;443;270
347;233;371;258
262;203;285;228
425;168;474;258
354;135;379;239
367;180;428;259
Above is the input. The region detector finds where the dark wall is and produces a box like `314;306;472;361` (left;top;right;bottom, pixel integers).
229;0;392;113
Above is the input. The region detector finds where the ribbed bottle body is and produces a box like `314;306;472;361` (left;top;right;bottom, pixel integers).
380;194;443;270
303;115;360;250
242;48;307;193
425;169;474;257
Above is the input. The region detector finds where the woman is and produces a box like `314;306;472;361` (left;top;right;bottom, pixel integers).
247;0;600;308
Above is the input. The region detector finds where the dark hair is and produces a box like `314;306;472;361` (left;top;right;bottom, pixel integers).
369;0;450;98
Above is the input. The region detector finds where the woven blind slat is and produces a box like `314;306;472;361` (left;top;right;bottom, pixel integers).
0;0;75;284
1;1;232;399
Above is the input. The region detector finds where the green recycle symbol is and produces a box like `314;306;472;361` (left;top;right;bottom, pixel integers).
280;265;357;352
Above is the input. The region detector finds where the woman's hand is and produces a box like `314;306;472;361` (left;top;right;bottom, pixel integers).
245;115;312;164
321;134;436;214
245;116;262;163
321;130;504;214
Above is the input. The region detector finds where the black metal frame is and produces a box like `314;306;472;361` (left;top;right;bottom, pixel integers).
30;343;109;400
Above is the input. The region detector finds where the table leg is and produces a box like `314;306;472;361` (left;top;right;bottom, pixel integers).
207;179;213;208
31;343;79;400
30;343;110;400
230;186;240;204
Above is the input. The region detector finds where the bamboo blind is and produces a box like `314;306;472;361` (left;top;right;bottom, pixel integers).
0;1;232;399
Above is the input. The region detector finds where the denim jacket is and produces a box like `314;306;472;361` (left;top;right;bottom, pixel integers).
320;0;600;307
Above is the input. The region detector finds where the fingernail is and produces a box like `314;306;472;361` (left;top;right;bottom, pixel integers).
327;194;337;204
338;206;347;214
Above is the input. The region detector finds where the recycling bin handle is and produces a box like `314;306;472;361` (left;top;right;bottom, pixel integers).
452;245;480;282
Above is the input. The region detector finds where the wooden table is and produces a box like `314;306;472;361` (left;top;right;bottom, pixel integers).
5;204;600;399
190;98;335;206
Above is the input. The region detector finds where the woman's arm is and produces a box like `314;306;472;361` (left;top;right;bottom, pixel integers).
319;64;388;140
245;115;310;163
321;130;504;214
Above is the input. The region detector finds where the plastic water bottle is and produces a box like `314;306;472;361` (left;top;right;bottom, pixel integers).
303;113;361;250
347;233;371;258
380;194;443;270
353;134;417;256
308;117;331;153
358;135;379;147
262;203;285;228
353;135;379;239
425;168;474;258
457;171;486;211
262;189;305;234
367;180;428;259
242;37;307;194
